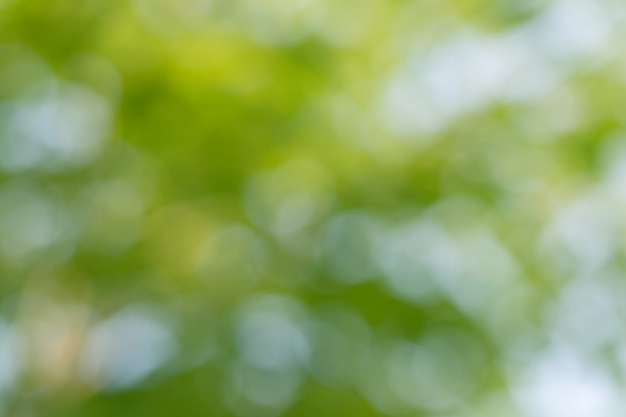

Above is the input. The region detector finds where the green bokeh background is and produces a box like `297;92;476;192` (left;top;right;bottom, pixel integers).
0;0;625;416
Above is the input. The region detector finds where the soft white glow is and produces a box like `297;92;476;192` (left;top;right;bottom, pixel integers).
540;192;616;274
514;346;622;417
236;295;309;372
0;81;110;172
81;307;176;390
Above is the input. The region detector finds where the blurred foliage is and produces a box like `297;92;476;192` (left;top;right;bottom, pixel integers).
2;0;626;416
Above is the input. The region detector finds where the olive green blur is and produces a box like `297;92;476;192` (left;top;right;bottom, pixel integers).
0;0;624;416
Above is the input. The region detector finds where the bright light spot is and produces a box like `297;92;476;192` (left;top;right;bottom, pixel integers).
235;294;309;372
375;219;443;304
81;307;176;390
380;31;559;136
226;294;309;416
0;81;111;172
522;0;615;63
549;280;621;352
540;192;617;274
386;332;485;412
377;214;519;316
513;346;623;417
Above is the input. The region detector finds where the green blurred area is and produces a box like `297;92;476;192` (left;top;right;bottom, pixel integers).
1;0;626;416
